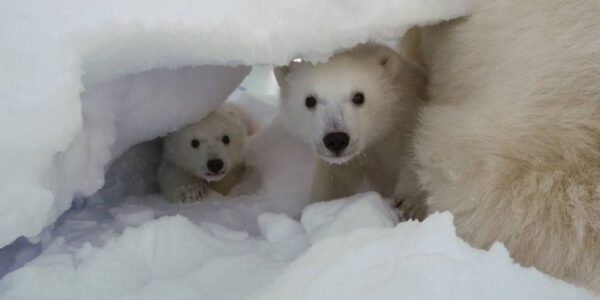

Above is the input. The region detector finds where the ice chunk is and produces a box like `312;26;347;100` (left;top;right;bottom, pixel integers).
301;192;398;244
257;213;308;261
258;213;305;242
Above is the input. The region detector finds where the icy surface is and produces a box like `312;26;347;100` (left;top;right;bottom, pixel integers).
0;0;470;248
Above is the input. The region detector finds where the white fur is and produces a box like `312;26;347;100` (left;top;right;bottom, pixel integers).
158;104;257;203
276;44;428;220
415;0;600;289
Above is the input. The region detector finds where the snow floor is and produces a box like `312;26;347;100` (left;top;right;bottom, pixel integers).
0;194;595;299
0;79;596;299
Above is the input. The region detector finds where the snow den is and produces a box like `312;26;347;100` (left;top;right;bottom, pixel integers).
0;1;594;299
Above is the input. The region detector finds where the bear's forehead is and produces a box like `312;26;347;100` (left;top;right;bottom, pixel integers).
181;113;243;138
288;61;383;99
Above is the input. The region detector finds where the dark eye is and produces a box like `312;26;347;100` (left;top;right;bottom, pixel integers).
352;92;365;106
305;96;317;109
222;135;230;145
191;139;200;148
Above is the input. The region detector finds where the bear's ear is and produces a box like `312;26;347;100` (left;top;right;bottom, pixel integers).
273;65;290;87
374;47;401;78
220;103;258;136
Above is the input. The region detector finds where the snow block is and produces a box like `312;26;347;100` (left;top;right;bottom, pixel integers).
301;192;398;244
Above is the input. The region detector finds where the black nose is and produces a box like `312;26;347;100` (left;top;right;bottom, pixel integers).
206;159;224;173
323;132;350;154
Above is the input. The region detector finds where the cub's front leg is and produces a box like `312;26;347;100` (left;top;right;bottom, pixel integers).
388;166;428;221
172;183;210;203
387;164;428;221
389;191;428;221
158;161;210;203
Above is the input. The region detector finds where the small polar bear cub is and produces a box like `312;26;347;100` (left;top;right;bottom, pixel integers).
158;104;257;203
275;42;427;220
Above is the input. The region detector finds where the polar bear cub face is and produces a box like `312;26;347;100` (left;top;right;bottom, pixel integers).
276;44;411;164
163;108;247;182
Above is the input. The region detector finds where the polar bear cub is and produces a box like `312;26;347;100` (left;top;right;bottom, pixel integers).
275;43;427;220
158;104;257;203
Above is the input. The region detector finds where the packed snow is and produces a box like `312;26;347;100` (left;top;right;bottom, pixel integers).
0;193;595;299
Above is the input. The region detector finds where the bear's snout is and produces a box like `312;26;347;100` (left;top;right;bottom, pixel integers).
206;159;224;173
323;132;350;154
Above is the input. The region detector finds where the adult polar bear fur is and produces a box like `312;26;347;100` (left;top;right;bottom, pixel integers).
415;0;600;289
275;43;428;220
